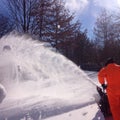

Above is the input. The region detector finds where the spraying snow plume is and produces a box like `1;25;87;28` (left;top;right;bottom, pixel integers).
0;33;97;105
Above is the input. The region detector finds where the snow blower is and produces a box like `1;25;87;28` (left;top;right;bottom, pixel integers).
96;86;112;118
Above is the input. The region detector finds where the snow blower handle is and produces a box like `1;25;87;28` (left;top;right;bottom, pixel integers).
96;84;107;95
97;84;107;93
96;85;107;96
102;84;107;90
97;86;104;96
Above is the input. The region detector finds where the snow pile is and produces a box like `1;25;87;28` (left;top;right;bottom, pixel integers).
0;33;98;106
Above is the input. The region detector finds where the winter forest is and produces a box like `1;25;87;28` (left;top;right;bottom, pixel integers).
1;0;120;70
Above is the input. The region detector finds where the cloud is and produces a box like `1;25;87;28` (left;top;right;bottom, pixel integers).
93;0;120;11
117;0;120;5
66;0;120;13
65;0;120;38
65;0;89;13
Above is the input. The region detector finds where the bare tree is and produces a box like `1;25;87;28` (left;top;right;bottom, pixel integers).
6;0;37;33
94;9;114;47
93;9;120;63
0;14;13;37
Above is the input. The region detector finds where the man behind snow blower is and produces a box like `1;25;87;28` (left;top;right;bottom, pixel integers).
98;58;120;120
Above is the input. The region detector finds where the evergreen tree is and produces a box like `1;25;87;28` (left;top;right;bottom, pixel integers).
73;30;94;65
31;0;80;51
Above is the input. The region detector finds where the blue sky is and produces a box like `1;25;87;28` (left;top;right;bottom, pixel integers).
65;0;120;38
0;0;7;14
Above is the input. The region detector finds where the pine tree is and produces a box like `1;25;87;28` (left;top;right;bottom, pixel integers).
31;0;80;50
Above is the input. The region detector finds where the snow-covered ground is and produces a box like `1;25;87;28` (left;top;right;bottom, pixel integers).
0;34;104;120
44;103;104;120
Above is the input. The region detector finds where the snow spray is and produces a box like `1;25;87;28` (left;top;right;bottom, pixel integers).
0;33;97;104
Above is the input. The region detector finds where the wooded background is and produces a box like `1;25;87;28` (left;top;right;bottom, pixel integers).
1;0;120;71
